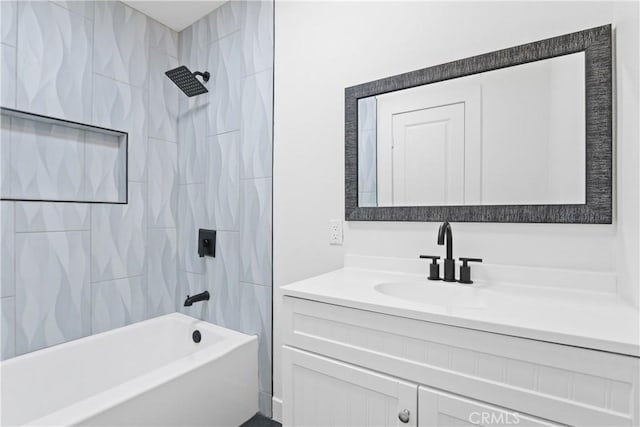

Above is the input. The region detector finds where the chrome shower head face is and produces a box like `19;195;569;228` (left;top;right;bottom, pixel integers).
165;65;209;97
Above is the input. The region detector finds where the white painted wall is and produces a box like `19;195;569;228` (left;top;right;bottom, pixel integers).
273;0;639;411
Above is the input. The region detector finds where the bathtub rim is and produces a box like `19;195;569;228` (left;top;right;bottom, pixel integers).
0;312;246;367
2;313;258;427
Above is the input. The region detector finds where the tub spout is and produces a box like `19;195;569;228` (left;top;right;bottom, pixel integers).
184;291;210;307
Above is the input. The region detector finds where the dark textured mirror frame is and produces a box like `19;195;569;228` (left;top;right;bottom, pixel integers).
345;25;612;224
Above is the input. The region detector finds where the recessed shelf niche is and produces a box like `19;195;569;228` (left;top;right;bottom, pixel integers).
1;107;128;204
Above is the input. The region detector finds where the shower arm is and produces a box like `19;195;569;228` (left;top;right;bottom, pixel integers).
193;71;210;82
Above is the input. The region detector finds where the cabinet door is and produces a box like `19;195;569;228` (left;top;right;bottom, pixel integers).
418;386;562;427
283;346;418;427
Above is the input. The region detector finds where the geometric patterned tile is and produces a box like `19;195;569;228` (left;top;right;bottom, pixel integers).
358;128;377;203
178;23;208;75
16;1;93;123
207;0;243;41
84;130;127;202
1;296;15;360
207;32;243;135
240;69;273;179
1;116;10;196
241;0;273;76
93;1;148;88
15;230;90;355
148;138;177;228
239;281;272;395
148;48;179;143
9;118;85;201
177;184;206;274
92;275;146;334
358;96;377;131
147;228;177;318
15;202;89;232
51;1;95;20
358;96;377;206
1;201;15;298
259;391;273;418
206;131;240;230
178;96;209;184
240;178;272;287
93;74;148;183
91;182;146;282
1;1;17;47
205;231;240;330
1;43;16;108
148;17;178;58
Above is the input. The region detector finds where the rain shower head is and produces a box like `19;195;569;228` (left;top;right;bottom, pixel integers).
165;65;210;97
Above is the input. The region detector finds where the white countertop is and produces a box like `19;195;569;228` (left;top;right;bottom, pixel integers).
281;257;640;357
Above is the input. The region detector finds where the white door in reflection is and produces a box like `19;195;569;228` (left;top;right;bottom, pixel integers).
391;103;465;206
361;51;586;207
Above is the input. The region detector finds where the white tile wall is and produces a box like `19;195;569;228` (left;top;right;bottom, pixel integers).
177;183;206;274
240;177;272;287
148;138;178;228
147;228;177;318
92;275;146;334
91;182;146;282
15;230;90;354
205;231;240;330
15;202;89;232
177;1;273;415
16;1;93;123
206;131;240;230
92;74;148;183
207;31;243;135
1;43;16;108
0;297;15;360
148;48;179;143
2;3;273;418
241;69;273;179
1;202;15;299
9;119;85;200
93;1;148;87
0;0;179;362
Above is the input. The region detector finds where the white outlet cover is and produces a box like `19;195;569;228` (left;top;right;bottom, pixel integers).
329;219;343;245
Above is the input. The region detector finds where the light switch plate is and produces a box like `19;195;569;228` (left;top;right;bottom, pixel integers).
329;219;343;245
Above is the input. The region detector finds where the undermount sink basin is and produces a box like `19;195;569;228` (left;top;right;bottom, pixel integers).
374;281;485;308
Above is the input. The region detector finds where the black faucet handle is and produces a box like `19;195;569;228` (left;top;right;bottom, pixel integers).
458;258;482;284
420;255;441;281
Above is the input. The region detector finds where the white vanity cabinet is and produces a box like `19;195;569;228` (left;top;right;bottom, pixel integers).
283;347;418;426
281;296;639;427
418;387;560;427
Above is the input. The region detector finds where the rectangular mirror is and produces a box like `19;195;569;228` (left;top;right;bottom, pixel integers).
359;52;586;207
346;25;611;223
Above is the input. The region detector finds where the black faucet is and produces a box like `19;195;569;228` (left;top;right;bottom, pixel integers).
184;291;210;307
437;222;456;282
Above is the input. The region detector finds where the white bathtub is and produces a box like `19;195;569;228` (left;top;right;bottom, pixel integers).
0;313;258;426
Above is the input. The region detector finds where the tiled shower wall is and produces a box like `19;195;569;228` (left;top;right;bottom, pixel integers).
0;1;180;357
1;0;274;418
175;1;274;416
358;96;377;206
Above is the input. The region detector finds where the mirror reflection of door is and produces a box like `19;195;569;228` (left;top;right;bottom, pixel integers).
391;103;465;206
358;52;586;208
376;82;481;207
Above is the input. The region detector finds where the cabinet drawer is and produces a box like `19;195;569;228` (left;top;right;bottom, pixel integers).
419;386;562;427
282;346;418;426
283;296;638;426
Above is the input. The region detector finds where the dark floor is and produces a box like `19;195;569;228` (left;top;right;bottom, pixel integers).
240;413;282;427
